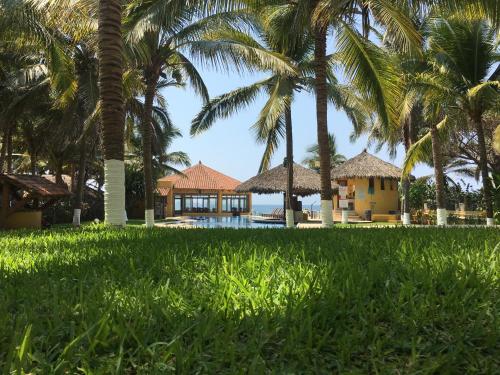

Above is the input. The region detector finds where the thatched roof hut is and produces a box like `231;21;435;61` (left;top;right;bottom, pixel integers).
330;150;403;180
236;162;337;196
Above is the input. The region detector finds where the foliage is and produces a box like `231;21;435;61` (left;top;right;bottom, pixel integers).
0;226;498;373
409;177;485;211
302;133;346;172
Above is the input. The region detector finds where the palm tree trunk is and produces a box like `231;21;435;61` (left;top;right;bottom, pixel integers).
55;160;64;185
430;125;447;225
0;127;6;173
402;119;412;225
6;126;13;174
314;26;333;227
98;0;126;226
142;76;156;228
473;116;494;225
285;103;294;228
73;136;87;226
30;152;37;175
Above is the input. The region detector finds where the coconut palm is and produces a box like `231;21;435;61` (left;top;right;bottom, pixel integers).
124;8;210;228
403;18;500;225
191;22;367;227
251;0;420;227
98;0;126;226
190;25;304;228
427;18;499;225
302;133;346;172
125;2;298;227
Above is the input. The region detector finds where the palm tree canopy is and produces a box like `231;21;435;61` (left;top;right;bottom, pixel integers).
302;133;346;172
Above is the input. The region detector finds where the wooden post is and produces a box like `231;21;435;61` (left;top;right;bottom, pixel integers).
1;181;10;226
217;191;223;214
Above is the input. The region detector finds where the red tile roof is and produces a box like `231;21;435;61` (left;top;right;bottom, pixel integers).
158;162;241;190
155;187;171;196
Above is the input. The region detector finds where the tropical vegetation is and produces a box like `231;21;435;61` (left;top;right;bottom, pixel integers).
0;0;498;226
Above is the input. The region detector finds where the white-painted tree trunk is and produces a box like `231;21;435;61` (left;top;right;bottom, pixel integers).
285;209;295;228
341;210;349;224
486;218;494;226
436;208;447;226
104;159;126;227
72;208;81;227
402;213;411;225
320;200;334;228
145;209;155;228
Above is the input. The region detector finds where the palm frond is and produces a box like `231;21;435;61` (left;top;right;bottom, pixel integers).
402;116;450;176
191;77;271;135
258;114;285;173
336;22;401;130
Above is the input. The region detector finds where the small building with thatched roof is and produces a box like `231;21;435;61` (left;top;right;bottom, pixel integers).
235;162;330;197
236;161;337;219
330;150;402;221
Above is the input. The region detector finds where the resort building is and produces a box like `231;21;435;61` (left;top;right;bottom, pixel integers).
155;161;251;218
331;151;402;222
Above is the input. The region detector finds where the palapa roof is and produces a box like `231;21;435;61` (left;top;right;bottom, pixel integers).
235;162;337;196
158;161;241;191
0;174;71;198
330;150;403;180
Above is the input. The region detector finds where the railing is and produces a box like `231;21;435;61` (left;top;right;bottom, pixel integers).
303;210;321;220
412;210;487;225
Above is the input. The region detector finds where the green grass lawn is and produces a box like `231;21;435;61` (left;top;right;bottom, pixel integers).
0;226;499;374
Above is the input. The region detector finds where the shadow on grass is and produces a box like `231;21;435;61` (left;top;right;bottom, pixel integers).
0;227;499;373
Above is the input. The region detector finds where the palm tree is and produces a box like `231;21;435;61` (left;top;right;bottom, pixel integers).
403;18;499;226
302;133;346;172
124;8;210;227
427;18;499;225
126;3;297;227
190;26;301;227
98;0;126;226
191;23;367;227
252;0;420;227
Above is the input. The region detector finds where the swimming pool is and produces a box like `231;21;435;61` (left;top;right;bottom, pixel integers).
180;216;284;229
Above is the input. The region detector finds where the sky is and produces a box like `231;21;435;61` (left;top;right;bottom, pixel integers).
160;62;436;206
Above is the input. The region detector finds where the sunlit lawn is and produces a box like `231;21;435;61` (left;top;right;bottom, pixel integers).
0;226;498;373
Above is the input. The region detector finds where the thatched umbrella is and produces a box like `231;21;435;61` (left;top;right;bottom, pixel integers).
330;150;403;180
236;162;337;196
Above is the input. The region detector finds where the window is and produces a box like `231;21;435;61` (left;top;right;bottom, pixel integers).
174;195;182;212
222;195;249;212
381;177;385;191
210;196;218;212
181;195;218;213
390;180;395;191
368;177;375;195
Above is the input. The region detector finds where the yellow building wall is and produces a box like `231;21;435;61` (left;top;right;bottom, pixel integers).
5;211;42;229
157;180;251;218
333;178;400;217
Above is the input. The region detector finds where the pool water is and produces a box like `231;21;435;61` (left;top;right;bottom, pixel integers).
183;216;284;229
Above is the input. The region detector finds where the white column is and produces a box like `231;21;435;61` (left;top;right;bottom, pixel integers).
145;209;155;228
436;208;447;226
104;159;126;227
486;218;495;226
72;208;81;227
320;200;334;228
341;210;349;224
285;209;295;228
402;213;411;225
